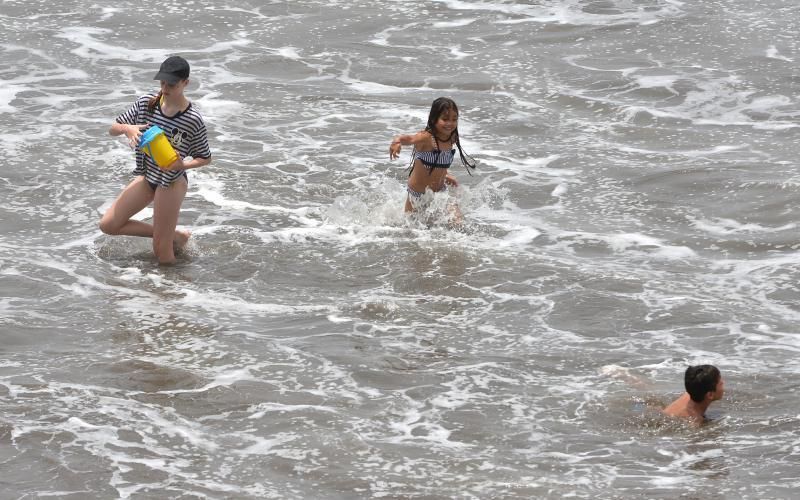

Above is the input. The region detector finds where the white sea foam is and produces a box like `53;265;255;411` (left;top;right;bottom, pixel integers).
766;45;792;62
0;83;24;113
692;217;796;236
433;18;477;28
177;288;336;316
55;26;251;63
194;92;244;121
448;45;473;60
192;175;317;218
369;25;412;47
434;0;684;26
276;46;301;60
560;55;799;130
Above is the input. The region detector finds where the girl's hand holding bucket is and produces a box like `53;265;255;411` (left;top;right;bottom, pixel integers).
123;124;148;149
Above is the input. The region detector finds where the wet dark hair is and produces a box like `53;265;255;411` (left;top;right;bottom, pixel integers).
684;365;721;402
409;97;477;175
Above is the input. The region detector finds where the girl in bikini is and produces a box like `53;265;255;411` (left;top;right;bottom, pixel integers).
100;56;212;265
389;97;476;219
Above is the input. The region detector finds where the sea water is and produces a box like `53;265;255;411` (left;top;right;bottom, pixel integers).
1;0;799;498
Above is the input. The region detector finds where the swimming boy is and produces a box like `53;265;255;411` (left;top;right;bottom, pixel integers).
663;365;724;424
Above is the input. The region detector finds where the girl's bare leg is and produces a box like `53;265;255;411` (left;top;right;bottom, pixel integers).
99;176;156;237
152;177;188;265
100;176;190;264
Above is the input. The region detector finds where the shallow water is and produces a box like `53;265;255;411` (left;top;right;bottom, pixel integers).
2;0;800;498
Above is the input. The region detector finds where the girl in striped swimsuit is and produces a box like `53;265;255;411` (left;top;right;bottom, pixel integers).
100;56;212;265
389;97;476;221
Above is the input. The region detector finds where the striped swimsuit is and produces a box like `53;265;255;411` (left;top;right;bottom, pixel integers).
116;94;211;189
414;147;455;169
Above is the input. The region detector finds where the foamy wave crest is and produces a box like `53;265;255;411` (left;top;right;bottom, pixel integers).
432;0;685;26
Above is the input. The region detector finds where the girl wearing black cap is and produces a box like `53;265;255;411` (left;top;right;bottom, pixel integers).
100;55;212;265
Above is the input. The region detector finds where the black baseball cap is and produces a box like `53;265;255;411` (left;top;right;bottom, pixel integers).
153;56;190;84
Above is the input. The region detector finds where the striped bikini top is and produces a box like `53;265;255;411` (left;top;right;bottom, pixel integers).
414;134;455;169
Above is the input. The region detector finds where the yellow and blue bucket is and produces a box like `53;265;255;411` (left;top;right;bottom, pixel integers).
138;125;178;168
